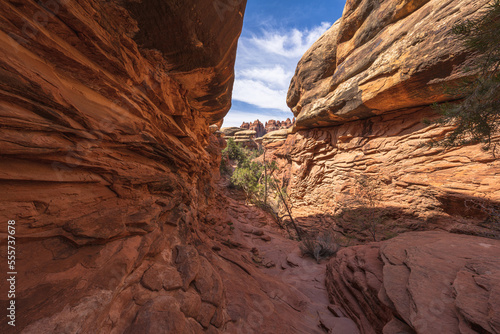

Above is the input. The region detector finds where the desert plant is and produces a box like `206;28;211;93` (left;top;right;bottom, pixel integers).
299;230;341;263
223;144;300;237
230;159;264;203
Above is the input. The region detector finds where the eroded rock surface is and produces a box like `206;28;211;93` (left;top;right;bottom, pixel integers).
325;231;500;334
277;2;500;331
277;0;499;236
275;108;500;237
0;0;247;332
287;0;491;129
241;119;266;137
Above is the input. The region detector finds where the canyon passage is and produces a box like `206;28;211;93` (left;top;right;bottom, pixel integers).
0;0;499;334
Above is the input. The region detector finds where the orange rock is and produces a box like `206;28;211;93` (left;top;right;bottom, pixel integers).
326;231;500;334
0;0;246;331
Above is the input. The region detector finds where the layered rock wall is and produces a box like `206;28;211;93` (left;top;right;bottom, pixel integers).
279;0;499;234
281;1;500;333
240;119;266;137
0;0;246;332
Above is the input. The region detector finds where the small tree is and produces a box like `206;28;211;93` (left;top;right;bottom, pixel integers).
222;138;246;164
230;159;264;203
433;0;500;150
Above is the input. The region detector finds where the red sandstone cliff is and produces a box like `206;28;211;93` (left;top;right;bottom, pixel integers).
0;1;249;332
276;0;500;332
1;0;499;333
265;118;294;133
278;0;500;233
240;119;266;137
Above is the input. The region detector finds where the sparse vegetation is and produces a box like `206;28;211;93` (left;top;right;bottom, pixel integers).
299;230;341;263
432;0;500;151
221;140;302;239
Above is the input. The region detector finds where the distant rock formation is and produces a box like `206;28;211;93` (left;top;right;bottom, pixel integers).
262;129;290;145
240;120;266;137
239;118;295;138
234;130;258;149
220;127;243;137
265;118;294;133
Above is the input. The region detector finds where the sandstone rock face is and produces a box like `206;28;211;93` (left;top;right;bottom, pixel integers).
262;129;290;145
265;118;295;133
233;130;258;149
287;0;491;129
239;118;295;138
0;0;246;331
241;119;266;137
278;1;500;332
221;126;244;137
278;0;500;236
276;108;500;236
325;231;500;334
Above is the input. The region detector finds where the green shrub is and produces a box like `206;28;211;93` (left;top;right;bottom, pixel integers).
230;159;264;202
222;138;247;164
220;141;298;236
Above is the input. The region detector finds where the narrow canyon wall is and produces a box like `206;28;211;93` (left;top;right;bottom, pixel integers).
278;0;500;333
280;0;499;234
0;0;246;332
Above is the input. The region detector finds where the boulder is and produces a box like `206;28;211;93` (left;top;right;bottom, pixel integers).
325;231;500;334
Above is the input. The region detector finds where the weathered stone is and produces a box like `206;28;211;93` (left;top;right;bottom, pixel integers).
196;302;217;329
210;307;227;328
176;245;201;291
124;296;186;334
241;120;266;137
175;288;202;319
279;0;499;238
185;318;204;334
262;129;290;145
288;0;491;129
221;127;243;137
326;231;500;334
141;265;163;291
0;0;246;331
194;257;224;306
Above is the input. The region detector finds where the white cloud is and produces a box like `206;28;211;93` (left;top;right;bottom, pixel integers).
228;21;332;121
249;22;331;58
239;65;291;88
232;79;289;111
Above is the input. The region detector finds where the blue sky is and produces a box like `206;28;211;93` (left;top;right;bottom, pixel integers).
223;0;346;127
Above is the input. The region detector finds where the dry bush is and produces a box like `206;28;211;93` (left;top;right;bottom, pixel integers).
299;230;341;263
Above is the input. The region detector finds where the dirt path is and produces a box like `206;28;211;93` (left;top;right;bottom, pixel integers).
204;183;359;333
